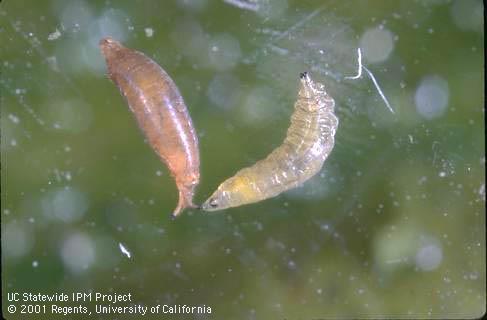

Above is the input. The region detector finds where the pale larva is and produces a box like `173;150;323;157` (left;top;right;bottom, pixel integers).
201;72;339;211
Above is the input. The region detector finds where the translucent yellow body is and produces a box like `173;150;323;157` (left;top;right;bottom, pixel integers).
201;72;339;211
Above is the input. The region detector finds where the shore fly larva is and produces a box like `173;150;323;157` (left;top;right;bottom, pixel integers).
201;72;338;212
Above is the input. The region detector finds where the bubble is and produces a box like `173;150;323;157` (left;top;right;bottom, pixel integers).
414;75;449;120
42;99;93;133
46;56;60;72
2;222;34;259
208;33;241;71
177;0;208;11
41;187;89;223
360;27;395;63
373;223;418;271
450;0;483;32
8;114;20;124
59;0;95;32
287;260;296;270
257;0;288;20
415;242;443;271
87;9;128;74
96;9;128;42
207;73;241;110
57;7;127;75
56;39;101;75
170;19;210;66
239;85;276;124
60;232;96;274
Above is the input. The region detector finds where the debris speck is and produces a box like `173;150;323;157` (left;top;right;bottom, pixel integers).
119;242;132;259
144;27;154;38
47;28;61;41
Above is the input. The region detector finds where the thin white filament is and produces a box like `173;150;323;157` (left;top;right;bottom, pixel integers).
345;47;395;114
345;47;363;79
363;66;395;114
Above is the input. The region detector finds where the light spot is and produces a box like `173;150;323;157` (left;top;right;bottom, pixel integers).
257;0;288;20
2;222;34;259
170;19;210;67
415;75;449;120
8;114;20;124
478;183;485;198
59;0;95;32
60;232;96;274
96;9;128;42
287;260;296;269
41;187;89;223
207;73;241;110
45;56;60;72
177;0;208;11
42;99;93;133
450;0;483;32
239;85;276;124
144;27;154;38
208;33;241;71
373;223;418;272
415;242;443;271
360;27;395;63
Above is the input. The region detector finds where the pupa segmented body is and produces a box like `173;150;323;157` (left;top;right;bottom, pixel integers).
99;37;200;218
201;72;338;211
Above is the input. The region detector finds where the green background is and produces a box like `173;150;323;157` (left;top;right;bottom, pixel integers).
1;0;485;319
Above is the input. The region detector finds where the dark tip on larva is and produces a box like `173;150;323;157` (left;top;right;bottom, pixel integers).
169;213;176;220
300;71;309;79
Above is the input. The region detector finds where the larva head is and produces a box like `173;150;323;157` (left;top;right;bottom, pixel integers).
298;72;331;111
201;175;256;212
201;186;232;212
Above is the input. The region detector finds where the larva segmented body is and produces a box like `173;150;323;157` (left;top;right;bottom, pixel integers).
99;38;200;218
201;72;338;211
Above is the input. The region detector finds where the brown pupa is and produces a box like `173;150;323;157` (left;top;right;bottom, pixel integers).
100;37;200;218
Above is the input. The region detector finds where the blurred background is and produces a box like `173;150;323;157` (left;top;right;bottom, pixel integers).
1;0;485;319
